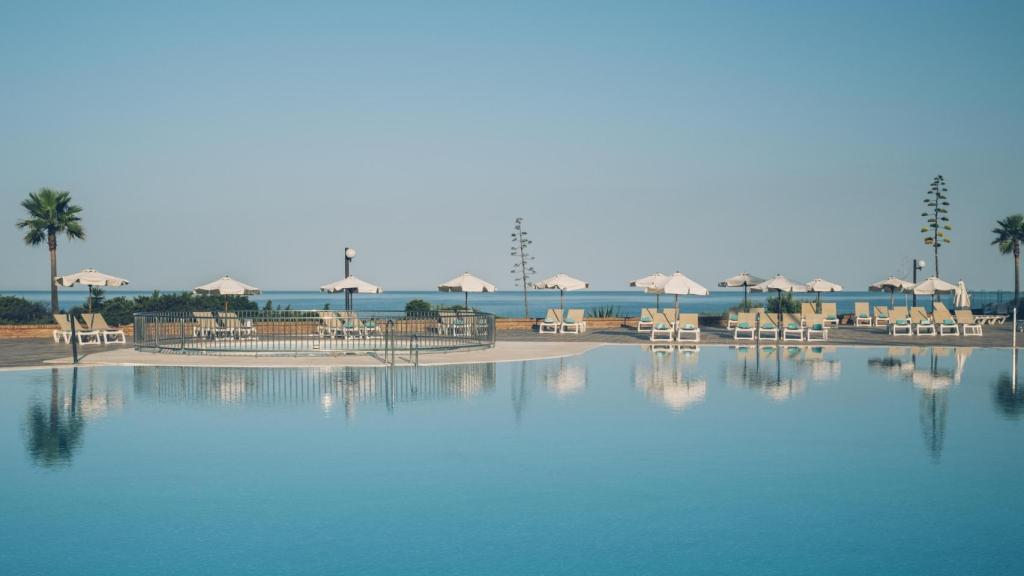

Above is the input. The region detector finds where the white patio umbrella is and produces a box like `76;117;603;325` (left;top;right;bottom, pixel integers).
649;272;710;309
320;275;382;308
869;276;916;310
630;272;669;309
194;275;261;310
913;276;957;311
438;272;495;308
54;268;130;313
954;280;972;310
805;278;843;313
533;273;589;310
718;272;765;307
751;275;807;330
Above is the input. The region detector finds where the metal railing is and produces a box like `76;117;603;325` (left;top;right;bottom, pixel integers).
133;310;495;356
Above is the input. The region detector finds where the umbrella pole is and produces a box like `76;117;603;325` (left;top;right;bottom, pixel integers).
777;290;783;330
656;293;661;310
674;294;679;311
464;292;469;310
816;292;821;314
743;285;748;308
560;289;564;311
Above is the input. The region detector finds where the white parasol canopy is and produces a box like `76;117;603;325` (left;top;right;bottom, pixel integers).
751;275;807;328
805;277;843;312
913;276;957;295
534;273;589;309
320;276;383;294
718;272;765;306
648;272;710;309
630;272;669;308
438;272;495;308
869;276;917;309
194;275;261;296
55;268;130;313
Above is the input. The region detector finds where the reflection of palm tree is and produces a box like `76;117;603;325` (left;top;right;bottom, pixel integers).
511;361;529;423
919;388;948;463
994;350;1023;418
24;369;84;467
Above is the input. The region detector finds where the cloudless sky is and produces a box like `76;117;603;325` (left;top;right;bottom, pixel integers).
1;0;1021;291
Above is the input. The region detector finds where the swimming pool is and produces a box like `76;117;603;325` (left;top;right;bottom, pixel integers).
1;346;1021;575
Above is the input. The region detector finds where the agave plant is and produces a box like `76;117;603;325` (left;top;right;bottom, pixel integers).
921;175;951;276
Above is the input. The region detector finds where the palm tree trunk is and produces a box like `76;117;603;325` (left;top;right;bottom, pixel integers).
1014;242;1020;306
48;233;58;314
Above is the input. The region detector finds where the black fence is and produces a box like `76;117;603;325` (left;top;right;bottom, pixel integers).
133;310;495;357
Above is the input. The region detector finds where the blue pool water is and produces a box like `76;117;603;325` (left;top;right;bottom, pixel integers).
1;346;1022;575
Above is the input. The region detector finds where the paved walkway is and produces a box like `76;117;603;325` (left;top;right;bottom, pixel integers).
0;324;1018;369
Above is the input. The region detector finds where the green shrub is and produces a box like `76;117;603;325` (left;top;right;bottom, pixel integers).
0;296;52;324
97;297;136;326
588;305;620;318
766;293;802;314
405;299;432;314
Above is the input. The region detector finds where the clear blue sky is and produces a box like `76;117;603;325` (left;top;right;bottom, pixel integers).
1;1;1021;291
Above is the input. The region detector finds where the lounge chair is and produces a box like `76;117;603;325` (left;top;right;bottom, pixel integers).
318;311;345;338
806;314;828;341
219;312;255;339
649;312;674;342
782;313;804;341
561;309;587;334
956;309;983;336
53;314;101;345
911;307;936;336
637;308;656;333
854;302;872;327
361;316;383;339
676;313;700;342
890;307;912;336
873;306;890;327
800;302;817;322
758;312;779;340
734;312;756;340
82;313;127;344
932;303;960;336
539;309;563;334
662;308;679;329
726;311;739;329
193;311;230;340
821;303;840;328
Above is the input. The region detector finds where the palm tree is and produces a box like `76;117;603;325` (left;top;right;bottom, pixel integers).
992;214;1024;306
15;189;86;314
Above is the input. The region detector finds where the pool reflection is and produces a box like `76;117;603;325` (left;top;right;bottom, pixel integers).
993;349;1023;419
634;346;706;411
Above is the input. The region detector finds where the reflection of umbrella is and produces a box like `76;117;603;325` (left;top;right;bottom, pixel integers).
534;273;589;310
545;359;587;396
718;272;765;307
648;272;710;310
438;272;495;308
630;272;668;309
55;268;130;313
751;275;807;330
194;275;261;311
805;278;843;313
634;347;707;411
320;275;382;308
869;277;916;310
954;280;972;309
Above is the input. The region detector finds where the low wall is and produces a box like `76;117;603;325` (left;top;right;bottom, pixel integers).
0;324;136;340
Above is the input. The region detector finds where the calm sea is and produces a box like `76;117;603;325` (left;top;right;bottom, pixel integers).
2;289;944;317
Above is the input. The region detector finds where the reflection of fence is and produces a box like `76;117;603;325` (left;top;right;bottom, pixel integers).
133;310;495;356
130;364;497;412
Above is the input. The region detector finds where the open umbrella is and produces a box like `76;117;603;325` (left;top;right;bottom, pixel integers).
648;272;710;310
54;268;130;313
751;275;807;331
718;272;765;307
954;280;972;310
320;276;382;309
869;277;916;311
533;273;589;310
805;278;843;313
913;276;957;311
438;272;495;309
194;275;261;311
630;273;668;309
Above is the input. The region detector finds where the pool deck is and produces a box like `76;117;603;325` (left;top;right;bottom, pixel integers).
0;324;1018;369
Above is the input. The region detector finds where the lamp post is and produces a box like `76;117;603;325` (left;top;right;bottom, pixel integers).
344;247;356;311
912;259;926;307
